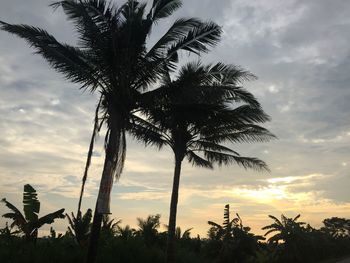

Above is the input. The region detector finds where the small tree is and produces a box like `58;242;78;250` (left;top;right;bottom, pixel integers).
136;214;161;246
66;209;93;247
262;214;307;262
1;184;65;242
207;204;264;262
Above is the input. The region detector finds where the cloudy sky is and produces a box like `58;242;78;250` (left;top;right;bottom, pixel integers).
0;0;349;236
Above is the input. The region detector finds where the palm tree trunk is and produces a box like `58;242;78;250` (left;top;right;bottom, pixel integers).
166;155;183;263
86;126;119;263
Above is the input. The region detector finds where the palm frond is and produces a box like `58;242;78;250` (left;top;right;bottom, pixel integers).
190;140;240;155
186;150;213;168
208;221;223;229
205;125;276;144
166;21;222;62
0;21;104;91
148;0;182;22
204;151;269;171
146;18;201;61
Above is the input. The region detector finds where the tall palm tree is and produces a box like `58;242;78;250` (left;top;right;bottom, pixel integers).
0;0;221;261
139;62;275;263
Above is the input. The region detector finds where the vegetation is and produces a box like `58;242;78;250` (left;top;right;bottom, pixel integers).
1;184;65;242
0;1;338;263
0;0;223;261
66;209;93;247
140;60;275;262
1;201;349;263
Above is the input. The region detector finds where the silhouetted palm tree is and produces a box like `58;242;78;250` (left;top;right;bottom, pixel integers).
101;215;121;238
0;0;221;261
262;214;305;244
175;226;193;240
116;224;135;241
1;184;65;242
136;214;161;246
263;214;306;262
140;62;275;263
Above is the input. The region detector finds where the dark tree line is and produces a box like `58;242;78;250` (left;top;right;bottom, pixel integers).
1;189;350;263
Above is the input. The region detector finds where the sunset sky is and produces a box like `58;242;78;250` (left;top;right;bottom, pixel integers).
0;0;349;237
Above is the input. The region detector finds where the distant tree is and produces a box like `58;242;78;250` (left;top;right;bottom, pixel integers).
116;225;135;241
206;204;264;263
101;215;121;238
321;217;350;238
1;184;65;242
66;209;92;247
262;214;307;262
0;222;20;244
262;214;305;244
49;226;63;239
175;227;193;240
136;214;161;246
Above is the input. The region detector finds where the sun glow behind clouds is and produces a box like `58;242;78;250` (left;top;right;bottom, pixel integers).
232;186;288;202
225;174;332;206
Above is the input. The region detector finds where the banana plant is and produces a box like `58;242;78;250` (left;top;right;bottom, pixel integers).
1;184;65;242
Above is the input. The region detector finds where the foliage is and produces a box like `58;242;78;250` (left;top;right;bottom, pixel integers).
0;209;349;263
101;215;121;238
66;209;92;247
140;61;275;262
1;184;65;242
321;217;350;238
135;214;162;246
206;204;265;263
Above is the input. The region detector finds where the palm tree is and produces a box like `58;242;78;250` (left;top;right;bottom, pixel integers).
101;215;121;238
0;0;221;260
262;214;306;262
139;62;275;263
175;226;193;239
136;214;161;246
1;184;65;242
116;224;135;241
262;214;306;244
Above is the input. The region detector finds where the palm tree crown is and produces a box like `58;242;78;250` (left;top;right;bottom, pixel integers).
262;214;306;244
140;61;275;168
0;1;222;261
0;0;222;214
